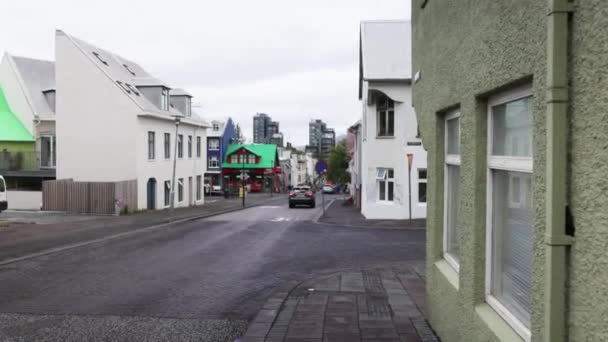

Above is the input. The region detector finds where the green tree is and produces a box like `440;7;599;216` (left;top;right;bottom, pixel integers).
234;123;245;144
327;139;351;184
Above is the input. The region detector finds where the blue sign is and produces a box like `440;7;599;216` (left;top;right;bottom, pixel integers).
315;161;328;175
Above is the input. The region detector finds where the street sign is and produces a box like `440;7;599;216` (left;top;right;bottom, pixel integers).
315;161;328;175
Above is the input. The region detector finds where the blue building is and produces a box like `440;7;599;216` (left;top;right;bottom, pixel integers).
205;118;236;191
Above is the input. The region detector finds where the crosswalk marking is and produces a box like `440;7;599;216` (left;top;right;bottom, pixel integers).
269;217;300;222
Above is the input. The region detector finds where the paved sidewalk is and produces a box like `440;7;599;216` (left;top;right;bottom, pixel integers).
241;263;439;342
0;193;284;262
318;200;425;229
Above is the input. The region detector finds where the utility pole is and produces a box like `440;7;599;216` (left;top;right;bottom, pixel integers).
242;154;246;208
407;153;413;225
170;115;182;220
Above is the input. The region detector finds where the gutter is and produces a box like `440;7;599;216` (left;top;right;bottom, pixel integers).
544;0;574;341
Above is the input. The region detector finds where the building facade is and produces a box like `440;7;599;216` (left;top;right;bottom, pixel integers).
55;30;208;211
222;144;279;193
306;119;335;161
358;20;427;220
0;54;57;189
412;1;606;341
347;121;362;207
205;118;236;189
253;113;283;144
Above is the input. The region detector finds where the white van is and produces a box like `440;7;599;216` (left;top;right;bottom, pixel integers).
0;176;6;213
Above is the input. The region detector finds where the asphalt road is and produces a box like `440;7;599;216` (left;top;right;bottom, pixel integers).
0;195;425;342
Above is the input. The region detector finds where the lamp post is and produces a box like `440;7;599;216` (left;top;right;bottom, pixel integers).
170;115;183;219
241;155;246;208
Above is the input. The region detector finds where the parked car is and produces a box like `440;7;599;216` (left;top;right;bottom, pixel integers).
0;175;6;213
289;186;315;208
322;184;334;194
249;182;263;192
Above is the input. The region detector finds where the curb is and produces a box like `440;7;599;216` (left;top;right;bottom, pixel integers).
0;200;280;267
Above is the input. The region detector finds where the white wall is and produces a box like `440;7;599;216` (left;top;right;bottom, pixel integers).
0;54;36;135
136;116;206;210
360;81;427;219
7;191;42;210
56;33;139;182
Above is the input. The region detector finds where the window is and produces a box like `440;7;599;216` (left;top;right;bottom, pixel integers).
123;64;136;76
239;154;245;164
92;51;108;66
418;169;427;203
148;131;155;160
126;83;139;96
117;81;131;94
178;135;183;158
444;111;460;270
188;135;192;158
486;87;533;339
40;135;56;168
230;155;238;164
164;133;170;159
196;175;202;200
178;178;184;202
212;123;219;131
209;139;220;150
377;95;395;137
248;155;256;164
186;98;191;117
208;156;219;168
164;181;170;206
196;136;201;157
161;88;169;111
377;168;394;201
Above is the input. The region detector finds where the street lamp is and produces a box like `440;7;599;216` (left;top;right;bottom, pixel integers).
241;154;246;208
170;115;183;218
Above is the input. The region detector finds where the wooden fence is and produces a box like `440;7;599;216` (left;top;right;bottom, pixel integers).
42;179;137;215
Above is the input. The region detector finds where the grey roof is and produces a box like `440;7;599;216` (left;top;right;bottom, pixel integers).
10;55;56;116
207;120;225;137
359;20;411;81
58;30;195;117
170;88;192;97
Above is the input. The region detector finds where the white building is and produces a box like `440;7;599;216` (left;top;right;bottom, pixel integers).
55;30;208;210
358;20;427;219
347;120;362;207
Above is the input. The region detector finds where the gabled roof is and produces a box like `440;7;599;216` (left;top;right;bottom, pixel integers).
223;144;278;169
56;30;202;123
8;54;55;117
170;88;192;97
359;20;411;82
0;86;35;142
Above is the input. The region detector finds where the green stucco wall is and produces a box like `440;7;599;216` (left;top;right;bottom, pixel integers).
0;141;35;153
412;0;608;341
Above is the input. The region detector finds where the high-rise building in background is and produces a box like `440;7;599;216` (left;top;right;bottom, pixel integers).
253;113;284;146
306;119;335;161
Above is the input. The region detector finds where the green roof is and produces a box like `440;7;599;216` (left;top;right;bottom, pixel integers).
0;86;34;142
223;144;278;169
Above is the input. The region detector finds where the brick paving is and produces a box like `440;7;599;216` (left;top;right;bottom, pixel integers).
241;264;439;342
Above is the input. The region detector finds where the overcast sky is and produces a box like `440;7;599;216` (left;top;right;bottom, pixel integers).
1;0;411;146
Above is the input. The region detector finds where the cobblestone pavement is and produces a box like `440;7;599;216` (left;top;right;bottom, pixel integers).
241;263;439;342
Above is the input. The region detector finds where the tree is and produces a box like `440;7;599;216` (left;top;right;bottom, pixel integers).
327;139;351;184
234;123;245;144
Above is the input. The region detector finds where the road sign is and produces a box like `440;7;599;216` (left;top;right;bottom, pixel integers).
315;161;328;175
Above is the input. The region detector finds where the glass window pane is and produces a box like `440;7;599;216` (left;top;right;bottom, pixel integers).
379;180;386;200
418;182;427;203
418;169;427;179
387;169;394;179
492;96;532;157
378;111;387;136
446;117;460;155
388;181;394;201
446;165;460;261
491;170;533;328
388;111;394;136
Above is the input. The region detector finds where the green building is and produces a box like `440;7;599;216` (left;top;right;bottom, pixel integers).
412;1;606;341
0;86;35;171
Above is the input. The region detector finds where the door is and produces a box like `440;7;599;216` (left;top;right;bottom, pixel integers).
0;176;7;212
147;178;156;210
188;177;193;206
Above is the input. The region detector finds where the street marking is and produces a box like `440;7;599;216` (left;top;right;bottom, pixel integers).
259;206;281;209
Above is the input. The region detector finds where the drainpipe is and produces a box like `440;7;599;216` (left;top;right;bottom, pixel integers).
544;0;574;341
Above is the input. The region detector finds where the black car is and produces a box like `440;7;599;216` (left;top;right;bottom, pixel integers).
289;186;315;208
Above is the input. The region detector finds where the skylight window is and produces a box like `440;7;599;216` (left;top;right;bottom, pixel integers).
116;81;131;94
92;51;108;66
125;83;140;96
123;64;136;76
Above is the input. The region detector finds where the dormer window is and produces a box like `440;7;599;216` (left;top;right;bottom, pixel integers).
92;51;108;66
42;90;56;112
161;88;169;111
212;123;219;131
185;97;191;117
123;64;136;76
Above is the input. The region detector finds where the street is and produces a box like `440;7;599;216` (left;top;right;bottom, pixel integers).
0;195;425;341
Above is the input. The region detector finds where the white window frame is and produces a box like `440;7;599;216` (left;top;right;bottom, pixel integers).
376;95;395;137
161;88;169;111
208;156;219;168
443;110;460;272
485;85;533;342
147;131;155;160
209;139;220;151
418;168;427;204
188;135;193;158
178;178;184;202
164;133;171;160
377;167;394;202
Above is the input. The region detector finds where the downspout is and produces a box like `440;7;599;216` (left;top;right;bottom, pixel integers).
544;0;574;342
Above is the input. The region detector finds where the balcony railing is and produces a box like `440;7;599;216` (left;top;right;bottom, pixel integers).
0;151;56;171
